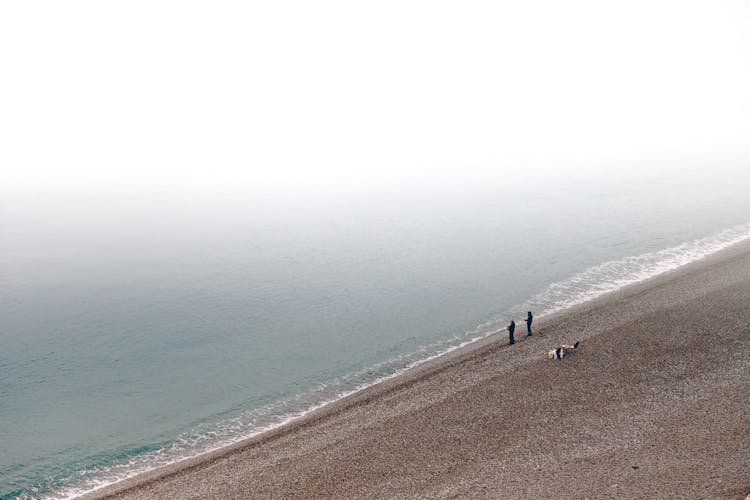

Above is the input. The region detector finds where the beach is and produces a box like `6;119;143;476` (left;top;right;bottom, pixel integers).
94;240;750;500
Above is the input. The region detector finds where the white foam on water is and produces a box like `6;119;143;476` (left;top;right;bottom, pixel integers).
35;327;496;500
34;222;750;500
522;222;750;316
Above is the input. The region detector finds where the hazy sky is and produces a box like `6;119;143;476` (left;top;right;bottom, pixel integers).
2;1;749;192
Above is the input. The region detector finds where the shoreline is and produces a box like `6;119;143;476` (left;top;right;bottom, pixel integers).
90;238;750;499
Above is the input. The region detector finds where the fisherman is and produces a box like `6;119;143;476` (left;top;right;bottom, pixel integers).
508;320;516;345
525;311;533;336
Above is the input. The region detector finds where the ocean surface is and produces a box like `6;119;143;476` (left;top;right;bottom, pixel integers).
2;167;749;499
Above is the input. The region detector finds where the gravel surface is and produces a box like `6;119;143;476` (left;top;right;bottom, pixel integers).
95;242;750;500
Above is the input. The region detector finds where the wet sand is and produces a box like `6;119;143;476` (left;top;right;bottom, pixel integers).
95;241;750;499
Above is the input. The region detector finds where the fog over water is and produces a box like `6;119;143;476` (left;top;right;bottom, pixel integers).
3;166;750;498
2;1;750;498
3;1;750;189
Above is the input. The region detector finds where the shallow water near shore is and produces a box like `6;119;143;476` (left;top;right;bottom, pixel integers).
2;168;749;499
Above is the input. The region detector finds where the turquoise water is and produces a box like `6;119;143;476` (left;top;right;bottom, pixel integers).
2;167;749;499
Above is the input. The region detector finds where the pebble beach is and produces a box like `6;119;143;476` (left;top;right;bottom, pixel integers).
94;240;750;499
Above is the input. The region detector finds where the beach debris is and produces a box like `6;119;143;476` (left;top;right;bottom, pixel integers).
547;341;580;360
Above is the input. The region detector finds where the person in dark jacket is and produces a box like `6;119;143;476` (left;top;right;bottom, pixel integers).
508;320;516;345
525;311;533;336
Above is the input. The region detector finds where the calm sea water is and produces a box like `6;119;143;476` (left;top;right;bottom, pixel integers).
2;167;749;499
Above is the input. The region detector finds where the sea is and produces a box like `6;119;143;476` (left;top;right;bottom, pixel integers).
2;166;749;499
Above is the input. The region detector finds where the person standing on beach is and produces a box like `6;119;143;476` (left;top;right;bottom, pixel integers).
525;311;533;336
508;320;516;345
